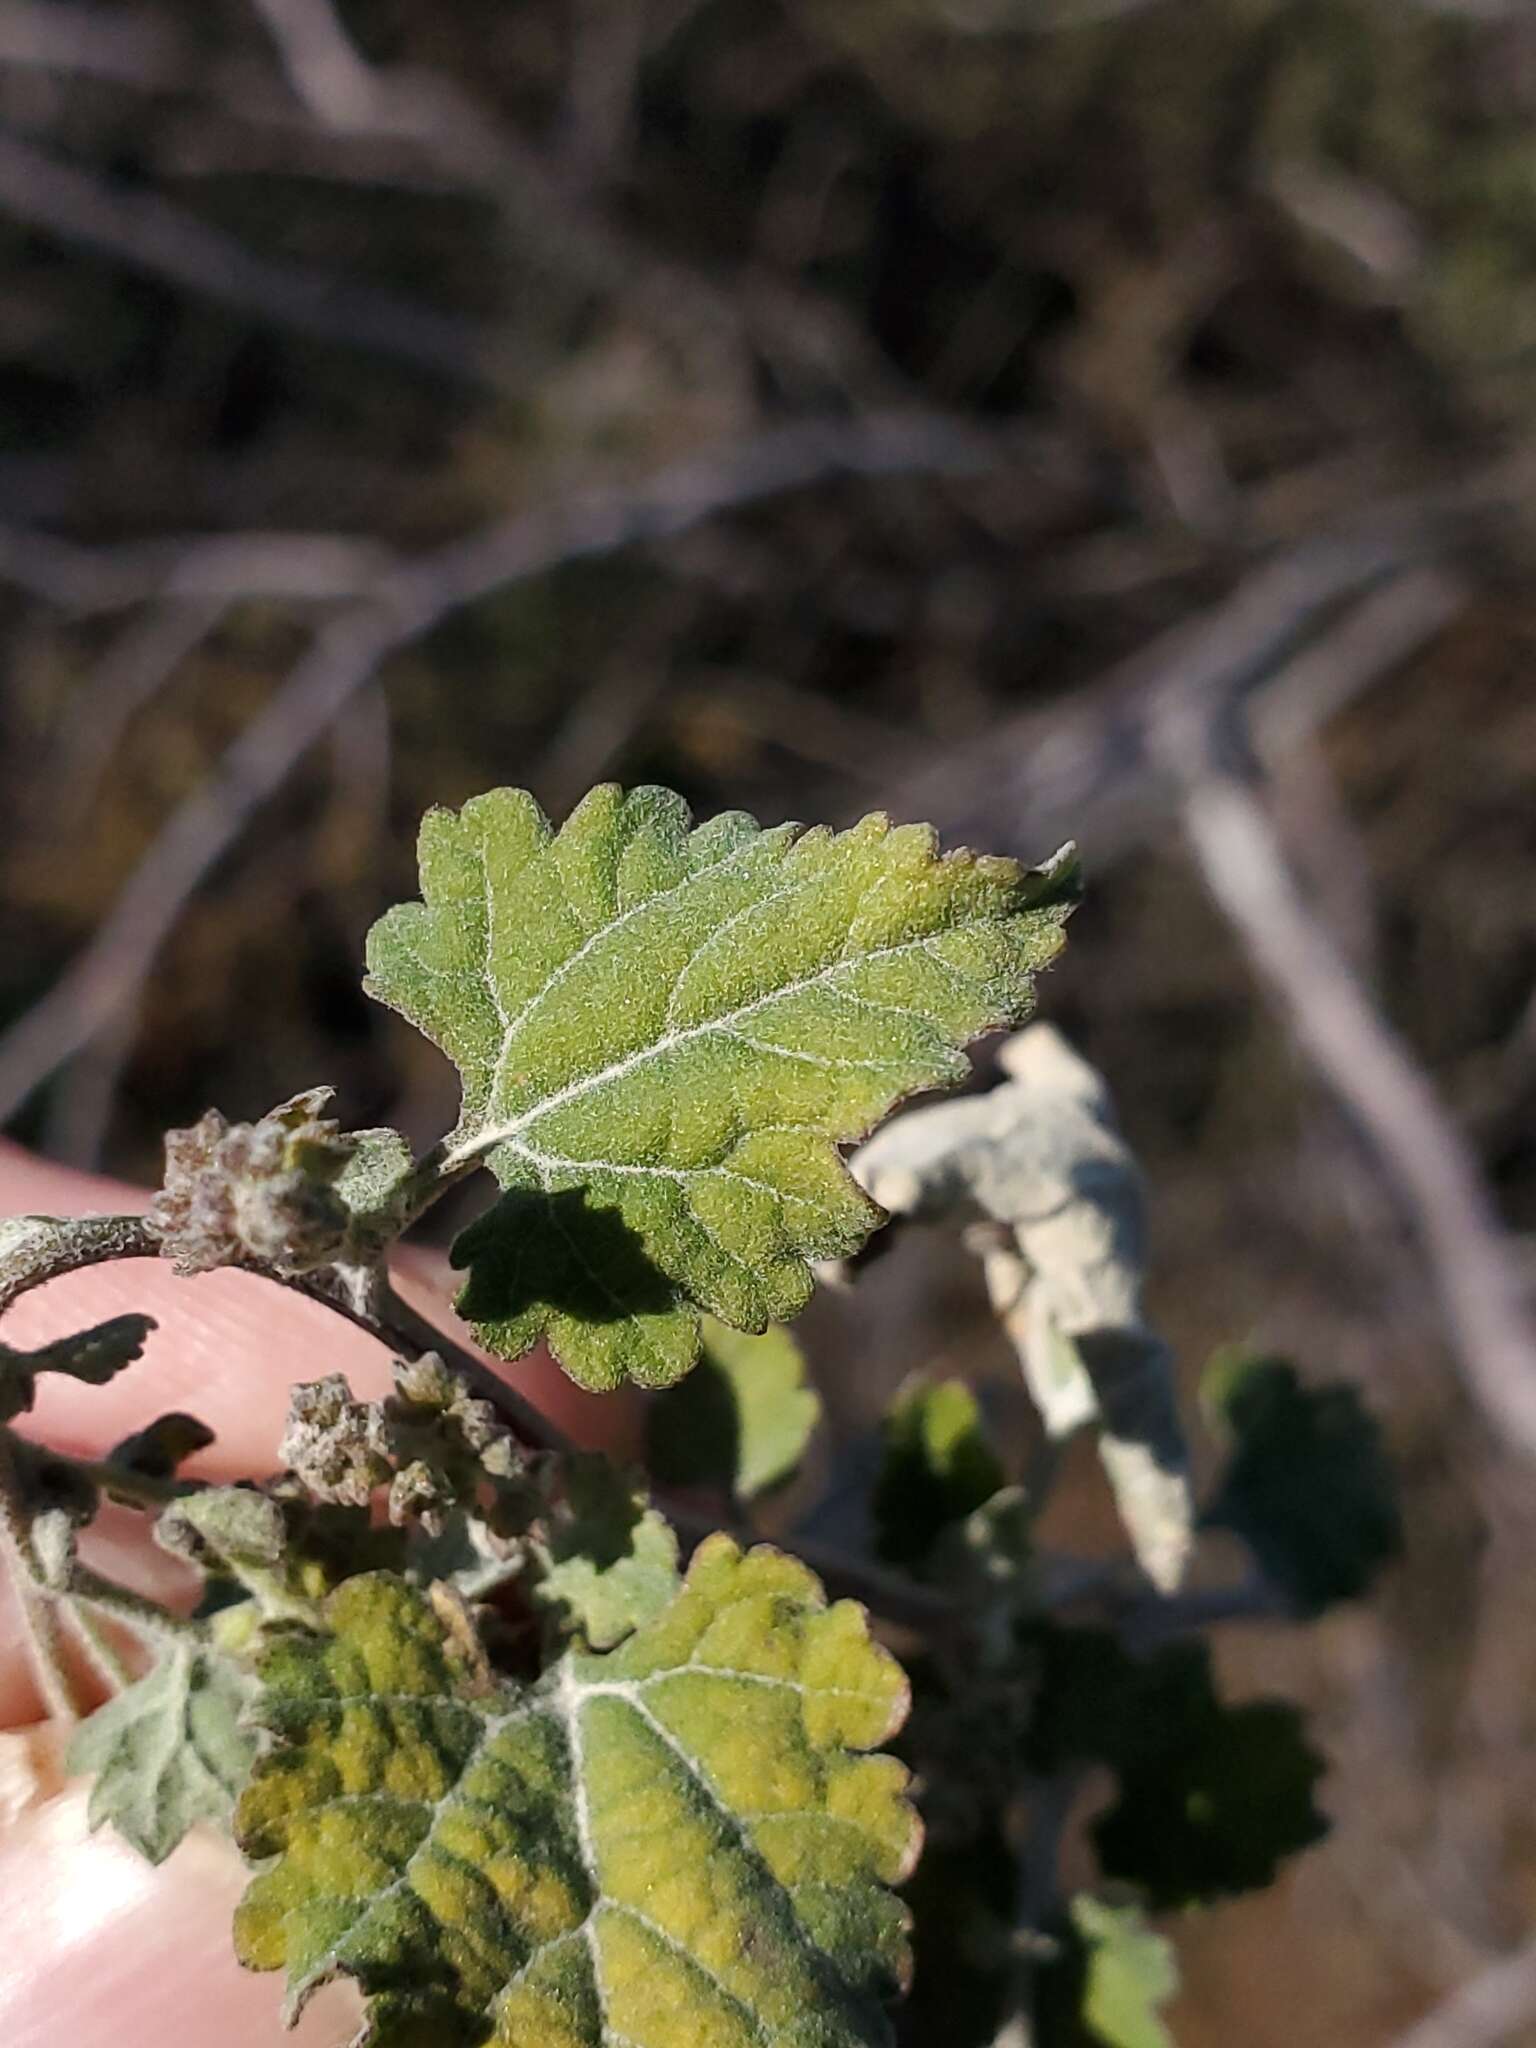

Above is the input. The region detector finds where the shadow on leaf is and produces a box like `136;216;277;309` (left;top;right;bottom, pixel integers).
451;1185;679;1328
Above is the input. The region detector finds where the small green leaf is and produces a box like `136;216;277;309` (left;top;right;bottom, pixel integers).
1071;1897;1178;2048
70;1643;255;1864
873;1378;1005;1572
234;1536;919;2048
365;786;1075;1389
647;1317;822;1501
534;1453;681;1648
335;1125;414;1221
1202;1351;1402;1616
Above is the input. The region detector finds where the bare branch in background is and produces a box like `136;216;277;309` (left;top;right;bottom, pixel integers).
892;527;1445;855
0;129;497;385
244;0;383;127
893;444;1536;861
235;0;744;370
0;410;993;1126
0;1;182;87
0;526;395;613
37;1007;139;1170
560;0;646;191
46;601;227;827
1389;1934;1536;2048
1179;765;1536;1461
1250;564;1468;758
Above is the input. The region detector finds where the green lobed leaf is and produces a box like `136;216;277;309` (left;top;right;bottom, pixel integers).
533;1453;681;1649
365;785;1075;1389
1201;1351;1402;1617
1026;1627;1328;1909
1070;1897;1178;2048
69;1642;255;1864
234;1535;919;2048
646;1316;822;1501
872;1378;1006;1573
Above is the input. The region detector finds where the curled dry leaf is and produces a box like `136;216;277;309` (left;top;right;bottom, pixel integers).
850;1023;1192;1592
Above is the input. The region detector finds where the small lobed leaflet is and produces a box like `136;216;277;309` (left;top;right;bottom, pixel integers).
69;1643;255;1865
533;1452;682;1648
234;1534;919;2048
364;784;1076;1390
1025;1628;1328;1910
1070;1897;1178;2048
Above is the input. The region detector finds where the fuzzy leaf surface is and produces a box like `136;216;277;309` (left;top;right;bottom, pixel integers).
647;1317;822;1501
234;1535;918;2047
366;785;1074;1388
70;1642;255;1863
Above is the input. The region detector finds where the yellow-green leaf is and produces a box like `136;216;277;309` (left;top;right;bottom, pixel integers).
1072;1897;1178;2048
234;1535;919;2048
365;785;1075;1389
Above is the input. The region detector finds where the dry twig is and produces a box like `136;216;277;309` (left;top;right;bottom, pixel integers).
0;412;993;1127
0;129;496;385
0;526;395;615
1179;765;1536;1462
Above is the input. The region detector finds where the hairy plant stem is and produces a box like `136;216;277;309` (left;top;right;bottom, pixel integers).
0;1200;1241;1645
66;1600;135;1689
374;1138;482;1238
70;1563;204;1643
0;1204;576;1452
0;1211;158;1315
71;1454;196;1509
0;1426;89;1717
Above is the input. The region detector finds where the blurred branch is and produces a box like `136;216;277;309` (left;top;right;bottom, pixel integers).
1179;763;1536;1462
0;1;180;86
244;0;382;127
0;410;993;1127
1249;564;1467;758
45;601;228;828
1390;1936;1536;2048
560;0;645;191
894;544;1400;848
0;128;497;385
0;526;396;613
0;0;956;403
895;519;1475;856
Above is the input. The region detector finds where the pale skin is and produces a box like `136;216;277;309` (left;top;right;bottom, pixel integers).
0;1138;629;2048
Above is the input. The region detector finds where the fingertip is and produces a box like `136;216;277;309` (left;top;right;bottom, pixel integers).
0;1779;360;2047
